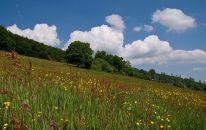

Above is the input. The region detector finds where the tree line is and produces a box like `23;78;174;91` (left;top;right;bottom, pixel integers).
0;25;65;62
1;25;206;91
65;41;206;91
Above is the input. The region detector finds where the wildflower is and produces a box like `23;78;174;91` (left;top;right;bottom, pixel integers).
3;123;8;130
3;102;11;109
168;125;171;128
37;112;42;118
150;121;155;125
54;106;58;110
166;118;170;122
136;122;140;126
64;87;68;91
160;125;164;129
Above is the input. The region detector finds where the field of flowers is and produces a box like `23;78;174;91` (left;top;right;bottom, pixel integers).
0;51;206;130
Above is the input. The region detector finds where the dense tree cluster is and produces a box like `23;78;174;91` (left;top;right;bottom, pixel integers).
93;51;206;91
66;41;93;69
0;25;65;62
0;25;206;91
94;51;132;75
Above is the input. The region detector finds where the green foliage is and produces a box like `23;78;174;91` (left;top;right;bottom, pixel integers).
95;51;131;75
66;41;93;69
94;51;206;91
148;69;156;80
91;58;116;73
0;25;65;62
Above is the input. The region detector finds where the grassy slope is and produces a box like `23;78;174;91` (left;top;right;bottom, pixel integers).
0;50;206;130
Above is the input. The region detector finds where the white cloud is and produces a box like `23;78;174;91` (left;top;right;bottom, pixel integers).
120;35;172;60
133;25;153;32
193;67;206;72
105;14;125;31
7;24;60;47
143;25;154;32
64;25;123;54
65;14;206;65
152;8;196;32
168;49;206;64
133;26;142;32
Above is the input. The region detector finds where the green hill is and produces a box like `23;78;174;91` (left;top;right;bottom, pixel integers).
1;25;206;91
0;50;206;130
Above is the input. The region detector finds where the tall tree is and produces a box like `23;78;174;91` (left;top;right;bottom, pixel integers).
66;41;93;69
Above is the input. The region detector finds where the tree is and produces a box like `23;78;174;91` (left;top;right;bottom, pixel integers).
149;69;156;80
95;51;107;59
0;25;66;62
66;41;93;69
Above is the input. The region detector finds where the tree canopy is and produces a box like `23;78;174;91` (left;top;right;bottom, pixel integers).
66;41;93;69
0;25;65;62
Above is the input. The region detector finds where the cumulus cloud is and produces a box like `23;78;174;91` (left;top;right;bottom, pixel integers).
168;49;206;64
133;25;153;32
65;25;123;54
120;35;172;59
7;24;60;47
105;14;125;31
193;67;206;72
65;14;206;65
152;8;196;32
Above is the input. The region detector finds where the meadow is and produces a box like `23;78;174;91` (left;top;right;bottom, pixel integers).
0;50;206;130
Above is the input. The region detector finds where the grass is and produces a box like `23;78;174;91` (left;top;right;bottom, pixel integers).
0;50;206;130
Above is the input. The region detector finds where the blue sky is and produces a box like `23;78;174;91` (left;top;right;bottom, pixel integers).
1;0;206;81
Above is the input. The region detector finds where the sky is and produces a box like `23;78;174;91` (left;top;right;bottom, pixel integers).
0;0;206;82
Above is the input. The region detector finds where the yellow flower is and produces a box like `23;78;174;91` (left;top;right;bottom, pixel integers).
160;125;164;129
136;122;140;126
3;102;11;109
37;112;42;118
150;121;155;125
3;123;8;130
168;125;171;128
54;106;58;110
166;118;170;122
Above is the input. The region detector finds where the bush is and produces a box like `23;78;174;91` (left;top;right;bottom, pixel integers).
91;58;115;73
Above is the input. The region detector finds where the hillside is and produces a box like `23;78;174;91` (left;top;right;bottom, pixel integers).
1;25;206;91
0;25;65;62
0;50;206;129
